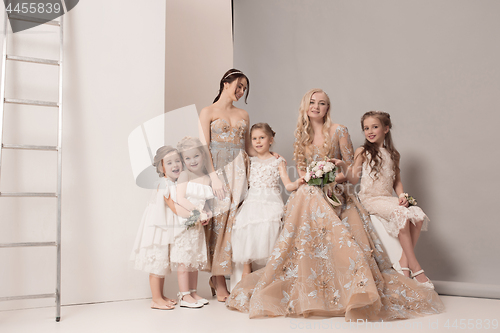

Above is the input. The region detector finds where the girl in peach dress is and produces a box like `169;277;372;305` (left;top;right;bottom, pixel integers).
336;111;433;289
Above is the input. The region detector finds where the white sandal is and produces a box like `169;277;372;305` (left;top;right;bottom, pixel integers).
178;291;204;308
411;269;434;289
190;289;209;305
393;262;411;276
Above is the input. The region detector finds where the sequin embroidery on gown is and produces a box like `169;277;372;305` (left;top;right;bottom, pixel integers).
226;125;444;320
130;178;174;277
207;118;249;275
232;156;285;264
170;181;214;271
358;148;429;237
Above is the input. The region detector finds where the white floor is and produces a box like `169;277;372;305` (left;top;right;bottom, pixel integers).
1;295;499;333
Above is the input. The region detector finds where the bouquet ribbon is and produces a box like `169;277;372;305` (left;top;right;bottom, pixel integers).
322;184;341;207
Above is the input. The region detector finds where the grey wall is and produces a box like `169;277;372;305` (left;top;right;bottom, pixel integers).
233;0;500;293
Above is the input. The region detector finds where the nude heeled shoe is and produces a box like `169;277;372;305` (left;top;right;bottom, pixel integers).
209;276;228;302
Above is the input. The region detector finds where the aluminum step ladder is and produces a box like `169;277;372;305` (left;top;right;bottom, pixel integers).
0;13;64;322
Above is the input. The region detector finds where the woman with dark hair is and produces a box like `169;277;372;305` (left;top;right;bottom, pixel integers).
198;69;252;301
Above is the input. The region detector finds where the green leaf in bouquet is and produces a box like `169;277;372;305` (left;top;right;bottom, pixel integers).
327;170;336;183
308;178;322;186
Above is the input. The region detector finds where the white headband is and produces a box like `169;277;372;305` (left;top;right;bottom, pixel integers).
223;71;243;80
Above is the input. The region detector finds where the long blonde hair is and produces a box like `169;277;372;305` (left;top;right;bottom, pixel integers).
293;88;333;171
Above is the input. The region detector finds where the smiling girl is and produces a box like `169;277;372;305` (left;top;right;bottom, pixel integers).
171;137;214;308
334;111;433;289
130;146;183;310
231;123;304;278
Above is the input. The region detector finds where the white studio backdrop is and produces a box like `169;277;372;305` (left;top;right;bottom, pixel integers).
233;0;500;297
0;0;168;310
0;0;234;312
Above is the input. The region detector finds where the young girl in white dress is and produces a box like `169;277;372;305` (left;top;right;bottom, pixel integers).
334;111;433;289
130;146;183;310
232;123;304;277
172;137;214;308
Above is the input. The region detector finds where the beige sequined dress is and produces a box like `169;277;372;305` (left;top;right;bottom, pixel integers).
206;118;249;275
226;125;444;320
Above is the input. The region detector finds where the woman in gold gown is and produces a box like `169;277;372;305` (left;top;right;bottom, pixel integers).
226;89;444;321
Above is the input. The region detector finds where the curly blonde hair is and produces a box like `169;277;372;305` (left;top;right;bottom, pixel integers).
293;89;333;171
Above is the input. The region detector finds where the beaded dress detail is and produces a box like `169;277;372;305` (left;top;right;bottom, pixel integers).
206;118;249;275
226;125;444;320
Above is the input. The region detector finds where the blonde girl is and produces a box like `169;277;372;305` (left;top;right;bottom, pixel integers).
231;123;304;278
171;137;214;308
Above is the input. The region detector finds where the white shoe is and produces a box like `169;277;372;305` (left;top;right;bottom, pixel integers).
190;289;209;305
393;262;411;276
411;269;434;289
178;291;204;308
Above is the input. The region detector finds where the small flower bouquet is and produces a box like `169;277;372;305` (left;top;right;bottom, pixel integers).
403;193;417;207
304;159;340;206
184;205;208;230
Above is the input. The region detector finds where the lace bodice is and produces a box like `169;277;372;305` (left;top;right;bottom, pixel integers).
248;156;283;189
305;125;354;165
358;148;396;199
210;118;247;148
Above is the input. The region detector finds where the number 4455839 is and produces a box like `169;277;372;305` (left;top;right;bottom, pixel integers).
444;319;498;330
5;2;61;14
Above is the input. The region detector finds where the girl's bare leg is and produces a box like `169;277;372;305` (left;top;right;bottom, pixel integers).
150;275;174;308
178;265;197;303
242;263;252;278
398;221;429;283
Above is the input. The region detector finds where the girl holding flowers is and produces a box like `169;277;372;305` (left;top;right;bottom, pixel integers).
227;89;443;320
171;137;214;308
334;111;433;288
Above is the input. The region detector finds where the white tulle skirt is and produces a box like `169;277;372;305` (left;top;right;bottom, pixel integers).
231;187;284;264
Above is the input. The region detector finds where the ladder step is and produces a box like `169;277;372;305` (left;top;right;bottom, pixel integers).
0;241;57;248
4;98;58;107
0;293;56;302
2;144;58;151
0;192;57;197
7;14;60;26
6;55;59;66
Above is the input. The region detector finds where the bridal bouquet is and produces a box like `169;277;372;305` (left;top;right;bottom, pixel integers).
304;159;340;206
403;193;417;207
184;205;208;230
